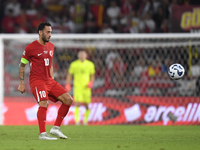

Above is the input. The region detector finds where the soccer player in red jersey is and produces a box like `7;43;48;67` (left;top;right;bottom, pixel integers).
18;22;73;140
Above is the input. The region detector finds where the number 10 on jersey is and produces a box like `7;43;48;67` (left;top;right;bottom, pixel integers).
44;58;49;66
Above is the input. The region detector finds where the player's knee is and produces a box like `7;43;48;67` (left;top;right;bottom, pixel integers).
68;95;73;105
64;93;73;105
84;103;89;109
39;100;49;108
75;102;81;107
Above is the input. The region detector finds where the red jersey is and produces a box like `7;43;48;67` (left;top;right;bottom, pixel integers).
22;40;54;84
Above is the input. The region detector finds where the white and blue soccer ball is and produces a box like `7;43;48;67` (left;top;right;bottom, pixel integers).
168;63;185;80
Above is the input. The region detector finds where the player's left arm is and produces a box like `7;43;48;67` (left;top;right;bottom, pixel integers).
18;61;27;94
90;62;95;82
88;74;95;89
88;62;95;88
90;74;95;82
50;64;54;79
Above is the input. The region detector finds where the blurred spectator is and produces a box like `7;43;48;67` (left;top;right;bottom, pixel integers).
153;6;165;31
61;2;72;19
139;12;155;33
119;0;133;26
161;58;172;79
191;61;200;77
113;56;127;87
168;0;181;17
120;0;133;16
161;58;170;73
47;0;64;15
148;60;161;77
48;14;61;33
131;11;140;31
106;1;120;32
14;24;27;33
84;11;98;33
99;22;114;34
138;0;152;18
152;0;162;14
105;49;120;69
30;10;46;33
122;17;139;33
92;50;105;78
70;0;85;33
46;11;54;23
131;0;140;12
25;2;37;19
15;9;28;33
0;0;199;34
132;58;147;78
160;0;170;19
159;19;169;33
90;0;105;28
1;9;16;33
61;15;75;33
4;0;21;17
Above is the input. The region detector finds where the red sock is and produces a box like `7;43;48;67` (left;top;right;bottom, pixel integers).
54;103;70;127
37;106;47;133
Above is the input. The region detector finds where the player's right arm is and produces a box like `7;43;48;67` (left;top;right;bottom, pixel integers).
65;63;74;92
65;73;72;92
18;47;30;94
18;61;27;94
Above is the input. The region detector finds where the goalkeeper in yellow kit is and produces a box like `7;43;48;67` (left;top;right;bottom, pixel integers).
65;50;95;125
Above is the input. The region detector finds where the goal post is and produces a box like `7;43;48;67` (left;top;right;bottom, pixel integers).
1;33;200;126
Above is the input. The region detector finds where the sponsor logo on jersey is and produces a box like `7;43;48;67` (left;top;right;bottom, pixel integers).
43;51;48;54
38;53;43;56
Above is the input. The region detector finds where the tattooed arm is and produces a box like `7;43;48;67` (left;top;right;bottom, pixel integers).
18;62;26;94
50;64;54;79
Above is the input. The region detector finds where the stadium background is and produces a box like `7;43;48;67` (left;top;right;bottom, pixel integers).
1;0;200;126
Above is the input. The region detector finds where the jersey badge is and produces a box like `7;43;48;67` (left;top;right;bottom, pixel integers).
49;51;53;57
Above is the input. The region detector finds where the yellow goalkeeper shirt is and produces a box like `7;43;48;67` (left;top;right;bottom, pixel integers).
69;59;95;88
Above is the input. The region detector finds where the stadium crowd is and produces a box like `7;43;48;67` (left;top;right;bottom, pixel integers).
2;0;200;97
1;0;200;34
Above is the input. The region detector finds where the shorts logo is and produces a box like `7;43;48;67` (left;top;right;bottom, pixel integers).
49;51;53;57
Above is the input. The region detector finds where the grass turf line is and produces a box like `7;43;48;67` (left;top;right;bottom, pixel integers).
0;125;199;150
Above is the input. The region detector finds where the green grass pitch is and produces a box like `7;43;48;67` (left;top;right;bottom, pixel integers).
0;125;199;150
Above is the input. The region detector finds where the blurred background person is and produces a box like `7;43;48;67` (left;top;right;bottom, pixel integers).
84;11;98;33
65;50;95;125
106;0;120;32
4;0;21;17
1;9;16;33
70;0;86;33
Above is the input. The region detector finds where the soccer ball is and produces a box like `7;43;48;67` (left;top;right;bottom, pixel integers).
168;63;185;80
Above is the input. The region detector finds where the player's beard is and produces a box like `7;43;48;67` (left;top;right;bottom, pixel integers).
42;33;50;43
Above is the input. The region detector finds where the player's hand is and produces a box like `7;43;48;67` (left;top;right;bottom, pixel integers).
65;83;71;92
87;81;93;89
18;82;26;94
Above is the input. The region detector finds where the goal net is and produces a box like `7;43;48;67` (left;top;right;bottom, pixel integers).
1;33;200;126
